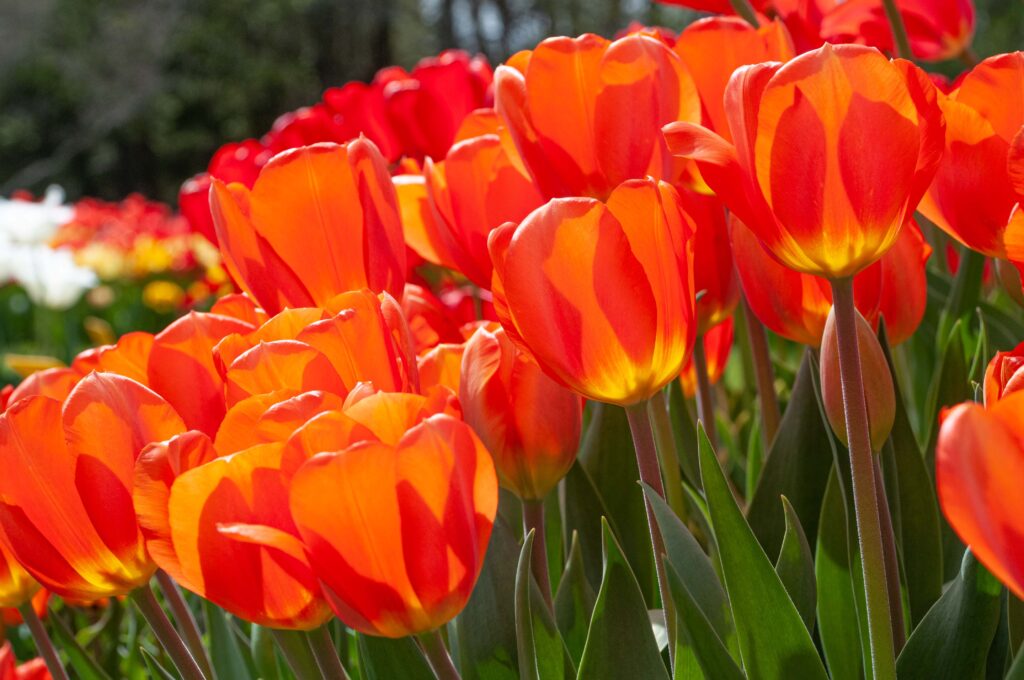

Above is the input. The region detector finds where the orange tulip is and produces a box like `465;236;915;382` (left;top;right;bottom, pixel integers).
918;52;1024;259
732;216;929;346
983;341;1024;406
683;190;740;335
664;43;943;280
290;413;497;637
0;540;38;610
936;392;1024;599
495;33;701;200
489;178;696;406
820;0;975;62
0;373;185;600
210;139;406;315
0;642;48;680
680;319;734;398
460;325;582;500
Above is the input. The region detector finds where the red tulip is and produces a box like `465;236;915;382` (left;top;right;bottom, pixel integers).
820;0;975;62
0;642;49;680
983;341;1024;406
683;189;740;334
680;319;734;398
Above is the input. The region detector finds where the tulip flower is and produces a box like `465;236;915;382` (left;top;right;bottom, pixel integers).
680;319;734;398
820;0;975;62
0;373;185;600
495;33;701;200
290;413;497;638
489;178;696;406
983;341;1024;406
936;392;1024;599
460;325;582;500
919;52;1024;259
684;190;740;335
0;642;48;680
210;139;406;315
0;541;38;610
664;43;943;280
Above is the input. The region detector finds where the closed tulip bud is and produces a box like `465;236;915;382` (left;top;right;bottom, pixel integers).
460;326;583;500
819;307;895;451
984;341;1024;406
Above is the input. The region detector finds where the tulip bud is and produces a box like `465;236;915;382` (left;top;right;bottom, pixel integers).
984;340;1024;406
819;307;895;452
995;259;1024;308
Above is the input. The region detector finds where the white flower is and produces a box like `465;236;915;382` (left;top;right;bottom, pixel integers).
0;237;97;310
0;185;74;244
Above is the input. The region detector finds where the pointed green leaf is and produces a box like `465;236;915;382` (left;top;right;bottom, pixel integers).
250;626;281;680
576;519;670;680
141;649;178;680
456;514;520;680
563;460;616;593
664;561;744;680
748;352;834;559
667;380;701;487
554;533;596;666
775;496;816;632
897;551;1003;680
203;600;255;680
357;634;434;680
698;426;827;680
515;530;575;680
48;608;114;680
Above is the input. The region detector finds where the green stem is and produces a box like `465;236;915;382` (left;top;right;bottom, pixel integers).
270;629;321;680
417;629;462;680
874;456;907;654
880;0;913;58
130;584;207;680
742;298;781;448
155;571;213;680
692;335;720;452
17;602;70;680
938;248;986;342
647;390;688;521
729;0;761;27
625;401;677;673
307;625;351;680
522;499;554;610
830;278;897;680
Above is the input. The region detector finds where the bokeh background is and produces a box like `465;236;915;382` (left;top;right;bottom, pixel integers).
3;0;1022;205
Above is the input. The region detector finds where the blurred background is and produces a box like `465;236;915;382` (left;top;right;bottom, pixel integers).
3;0;1022;205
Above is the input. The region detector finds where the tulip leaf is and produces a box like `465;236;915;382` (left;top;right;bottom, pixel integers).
47;608;115;680
141;648;178;680
456;514;520;680
203;600;256;680
747;351;834;559
815;469;864;680
575;518;670;680
357;634;434;680
897;551;1003;680
667;380;701;487
268;629;321;680
249;626;282;680
698;425;828;680
515;530;575;680
775;496;816;632
664;561;745;680
563;461;615;601
554;532;596;666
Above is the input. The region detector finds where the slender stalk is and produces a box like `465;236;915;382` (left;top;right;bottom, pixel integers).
307;625;351;680
130;584;207;680
417;629;462;680
155;571;213;680
692;334;720;453
874;457;907;653
647;390;688;521
829;278;897;680
270;629;321;680
18;602;70;680
880;0;913;58
729;0;761;27
522;499;554;610
742;298;782;448
625;402;677;672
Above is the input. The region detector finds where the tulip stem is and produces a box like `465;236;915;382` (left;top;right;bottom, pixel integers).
271;629;322;680
625;402;677;673
131;583;207;680
874;455;907;653
417;629;462;680
648;390;688;521
17;601;69;680
155;571;213;680
742;298;781;449
829;278;897;680
522;499;554;610
880;0;913;59
692;334;720;453
307;625;352;680
729;0;761;27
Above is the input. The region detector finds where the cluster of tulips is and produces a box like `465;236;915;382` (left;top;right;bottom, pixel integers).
2;0;1024;678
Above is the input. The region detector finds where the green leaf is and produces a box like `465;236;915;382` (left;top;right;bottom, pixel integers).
48;608;115;680
515;530;575;680
667;380;701;487
456;515;520;680
204;600;255;680
698;426;828;680
815;469;864;680
897;551;1003;680
575;519;670;680
554;533;596;666
141;649;178;680
250;626;281;680
563;460;616;593
775;496;816;632
269;629;321;680
747;351;835;559
664;561;745;680
357;634;435;680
